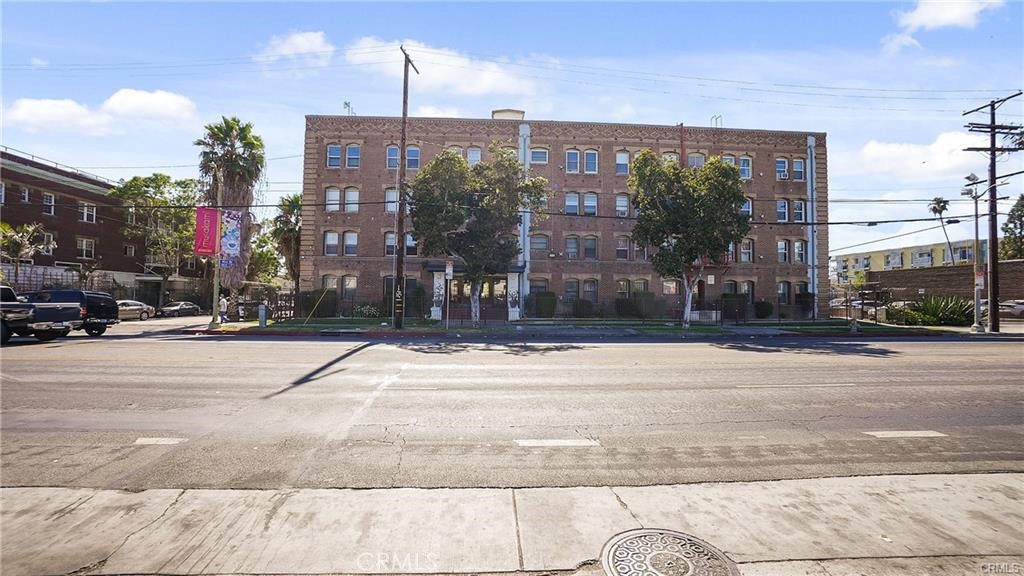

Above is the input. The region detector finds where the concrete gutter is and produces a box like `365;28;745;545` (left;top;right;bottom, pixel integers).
2;473;1021;576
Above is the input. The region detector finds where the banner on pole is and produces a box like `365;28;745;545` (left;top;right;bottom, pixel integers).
220;210;242;262
194;207;220;256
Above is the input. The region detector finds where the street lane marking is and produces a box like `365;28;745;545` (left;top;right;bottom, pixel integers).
863;430;947;438
515;439;600;447
738;435;768;440
389;387;439;390
736;384;856;388
134;437;187;445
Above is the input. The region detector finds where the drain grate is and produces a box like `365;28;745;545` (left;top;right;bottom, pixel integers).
601;528;740;576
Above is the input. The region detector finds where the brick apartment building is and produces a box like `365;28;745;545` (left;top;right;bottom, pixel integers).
0;146;200;303
300;111;829;320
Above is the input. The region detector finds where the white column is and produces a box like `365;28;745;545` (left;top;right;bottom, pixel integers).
430;271;445;320
507;272;521;321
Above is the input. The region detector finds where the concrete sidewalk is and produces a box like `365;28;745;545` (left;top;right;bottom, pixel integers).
2;474;1021;576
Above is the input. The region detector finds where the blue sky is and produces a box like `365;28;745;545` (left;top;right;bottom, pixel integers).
3;1;1022;255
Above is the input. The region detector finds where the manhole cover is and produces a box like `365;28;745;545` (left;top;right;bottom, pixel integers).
601;528;740;576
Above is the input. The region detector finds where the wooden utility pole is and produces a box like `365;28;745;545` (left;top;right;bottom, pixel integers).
963;91;1023;333
393;46;419;329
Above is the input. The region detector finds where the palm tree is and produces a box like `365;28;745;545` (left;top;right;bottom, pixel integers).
928;197;956;265
269;193;302;299
0;222;57;288
194;116;266;290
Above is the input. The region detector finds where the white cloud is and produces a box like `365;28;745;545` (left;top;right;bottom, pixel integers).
344;36;537;97
856;131;988;182
4;89;197;136
29;57;48;68
883;0;1004;54
414;105;460;117
254;31;334;71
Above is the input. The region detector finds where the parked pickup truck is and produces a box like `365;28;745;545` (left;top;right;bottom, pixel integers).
25;289;121;336
1;285;84;344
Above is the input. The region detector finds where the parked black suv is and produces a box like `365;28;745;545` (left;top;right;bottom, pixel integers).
25;290;121;336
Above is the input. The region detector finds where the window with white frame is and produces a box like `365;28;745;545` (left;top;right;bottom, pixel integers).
777;281;791;304
343;231;358;256
687;153;706;168
447;145;463;156
346;144;360;168
322;275;338;289
406;146;420;169
777;240;790;263
616;279;630;299
79;202;96;223
722;155;736;165
530;148;548;164
741;280;755;303
776;199;789;222
662;152;679;162
530;235;549;252
42;192;55;215
776;159;789;180
324;231;339;256
583;192;598;216
76;237;95;259
582;279;598;302
793;159;805;180
344;187;359;213
405;233;418;256
739;157;752;179
615;194;630;217
327;144;342;168
21;187;30;202
41;232;54;256
385;188;398;213
793;199;806;222
583;149;598;174
565;236;579;259
126;205;136;225
663;280;679;295
740;239;754;263
635;278;649;293
615;151;629;175
385;232;397;256
728;242;737;262
795;240;807;264
0;182;4;203
124;244;135;257
634;242;648;261
386;145;400;169
565;192;579;215
325;187;341;212
340;275;358;300
740;197;752;217
565;150;580;173
467;147;482;166
616;236;630;260
185;257;197;270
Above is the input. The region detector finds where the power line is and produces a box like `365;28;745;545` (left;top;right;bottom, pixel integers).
76;154;302;170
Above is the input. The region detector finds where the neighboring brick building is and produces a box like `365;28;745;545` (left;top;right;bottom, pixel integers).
300;111;829;320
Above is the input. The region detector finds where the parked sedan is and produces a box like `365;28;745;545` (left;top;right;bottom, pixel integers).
158;301;201;317
117;300;156;320
998;299;1024;317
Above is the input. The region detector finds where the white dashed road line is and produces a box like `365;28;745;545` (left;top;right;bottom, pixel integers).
134;437;187;445
514;439;601;447
863;430;948;438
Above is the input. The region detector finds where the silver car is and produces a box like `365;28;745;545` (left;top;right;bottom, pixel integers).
116;300;156;320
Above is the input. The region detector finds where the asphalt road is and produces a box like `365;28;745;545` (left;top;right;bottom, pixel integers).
1;331;1021;490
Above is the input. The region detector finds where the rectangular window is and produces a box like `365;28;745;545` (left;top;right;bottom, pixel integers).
325;188;341;212
21;187;30;202
0;182;4;203
687;153;705;168
777;240;789;263
387;146;400;169
616;279;630;299
385;188;398;213
185;257;197;270
635;279;648;293
42;192;55;215
793;159;805;181
346;144;360;168
385;232;396;256
530;149;548;164
467;147;482;166
407;147;420;169
740;239;754;263
342;276;358;300
663;152;679;162
583;237;598;260
327;145;342;168
565;193;579;215
616;195;629;218
776;199;789;222
41;233;54;256
76;237;95;259
776;159;789;180
740;198;751;217
722;155;736;165
795;241;807;264
324;232;339;256
565;150;580;173
343;232;358;256
79;203;96;223
565;237;579;259
583;193;597;216
739;157;752;179
663;280;678;295
529;278;548;293
344;188;359;213
564;280;579;303
405;234;417;256
124;244;136;257
615;151;629;175
634;242;648;261
583;280;598;302
793;199;805;222
583;150;598;174
530;235;549;251
616;237;629;260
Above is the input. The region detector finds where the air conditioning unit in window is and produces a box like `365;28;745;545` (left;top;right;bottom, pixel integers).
778;172;790;180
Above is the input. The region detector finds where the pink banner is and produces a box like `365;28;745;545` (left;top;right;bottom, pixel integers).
194;207;220;256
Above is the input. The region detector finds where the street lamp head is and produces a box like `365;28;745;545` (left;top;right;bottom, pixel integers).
965;173;980;183
960;188;972;196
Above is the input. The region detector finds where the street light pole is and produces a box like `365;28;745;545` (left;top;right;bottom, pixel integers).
962;181;984;333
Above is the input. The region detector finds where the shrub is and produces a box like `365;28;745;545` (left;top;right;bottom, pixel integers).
353;304;381;318
615;298;640;318
721;294;748;320
911;295;972;326
300;289;338;318
572;299;595;318
532;291;557;318
754;299;774;319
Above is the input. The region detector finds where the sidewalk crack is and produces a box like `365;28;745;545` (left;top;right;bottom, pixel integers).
511;489;525;571
611;487;644;528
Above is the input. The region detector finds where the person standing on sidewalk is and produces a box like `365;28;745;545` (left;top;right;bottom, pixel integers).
219;296;228;324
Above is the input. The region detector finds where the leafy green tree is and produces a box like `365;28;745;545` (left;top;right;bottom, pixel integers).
0;221;57;288
194;116;265;290
409;144;547;324
246;225;282;284
999;194;1024;260
629;151;749;327
928;197;955;265
109;174;201;307
269;193;302;297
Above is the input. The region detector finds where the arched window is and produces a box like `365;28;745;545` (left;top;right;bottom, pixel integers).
583;236;598;259
325;187;340;212
323;231;339;256
530;234;549;252
740;197;752;217
346;144;360;168
741;280;756;303
723;280;737;294
565;192;580;215
322;274;338;289
342;275;358;300
721;155;736;165
777;281;791;304
616;194;630;217
583;149;599;174
616;279;630;299
634;279;649;293
564;280;579;303
616;236;630;260
343;231;358;256
530;277;548;293
344;187;359;213
530;148;548;164
687;153;706;168
447;145;463;156
583;192;598;216
777;240;790;263
384;232;397;256
582;279;598;302
565;236;580;259
467;147;482;166
662;152;679;162
386;145;400;169
406;146;420;169
327;144;342;168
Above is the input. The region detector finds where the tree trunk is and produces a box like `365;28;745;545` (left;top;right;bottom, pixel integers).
13;261;20;289
681;281;694;328
470;279;482;326
940;222;955;265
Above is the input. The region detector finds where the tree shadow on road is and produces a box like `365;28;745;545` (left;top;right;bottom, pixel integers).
394;342;584;356
261;342;376;398
711;340;900;357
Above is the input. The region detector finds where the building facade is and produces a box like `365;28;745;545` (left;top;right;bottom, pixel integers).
832;238;991;285
300;112;829;319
